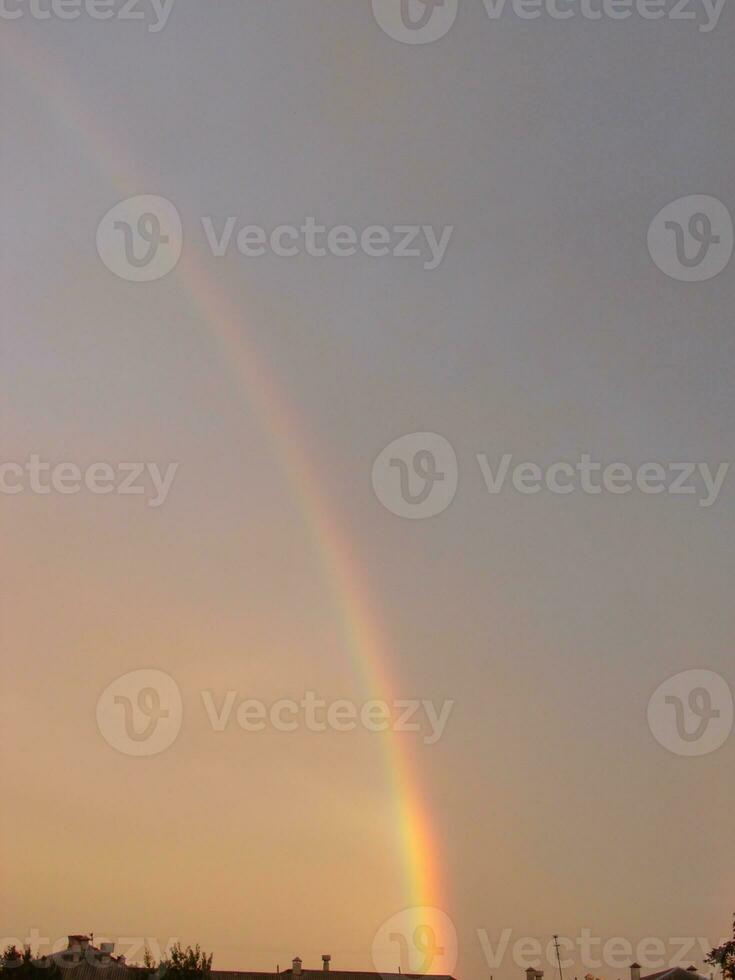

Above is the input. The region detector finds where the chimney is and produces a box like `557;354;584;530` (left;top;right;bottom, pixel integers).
293;959;302;977
322;957;331;973
99;944;115;963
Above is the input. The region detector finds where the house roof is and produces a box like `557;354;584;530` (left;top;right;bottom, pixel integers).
31;964;142;980
643;968;709;980
32;964;454;980
213;972;456;980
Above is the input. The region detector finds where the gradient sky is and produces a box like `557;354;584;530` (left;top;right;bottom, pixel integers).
1;2;734;979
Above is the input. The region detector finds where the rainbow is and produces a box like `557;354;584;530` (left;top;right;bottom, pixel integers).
173;256;443;911
4;33;445;915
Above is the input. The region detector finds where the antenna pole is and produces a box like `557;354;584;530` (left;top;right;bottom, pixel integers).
553;935;565;980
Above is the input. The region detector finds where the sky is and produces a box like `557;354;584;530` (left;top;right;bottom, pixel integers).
1;2;734;980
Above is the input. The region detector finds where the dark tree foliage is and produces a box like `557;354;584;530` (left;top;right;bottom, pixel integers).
144;945;212;980
1;947;61;980
708;916;735;980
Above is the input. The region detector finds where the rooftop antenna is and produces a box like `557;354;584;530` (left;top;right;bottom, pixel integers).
553;936;565;980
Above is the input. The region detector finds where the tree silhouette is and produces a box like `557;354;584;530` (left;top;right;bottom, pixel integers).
1;947;60;980
144;944;212;980
707;916;735;980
